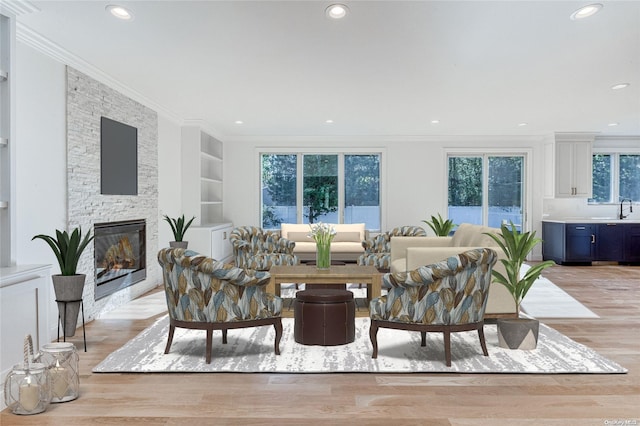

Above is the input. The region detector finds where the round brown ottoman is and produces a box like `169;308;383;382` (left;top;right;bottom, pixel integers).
294;289;355;346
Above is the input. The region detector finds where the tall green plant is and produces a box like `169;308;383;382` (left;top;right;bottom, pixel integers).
484;222;555;315
163;214;195;242
422;213;456;236
32;227;94;276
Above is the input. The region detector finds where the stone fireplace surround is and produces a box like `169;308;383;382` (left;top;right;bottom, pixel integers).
66;67;160;322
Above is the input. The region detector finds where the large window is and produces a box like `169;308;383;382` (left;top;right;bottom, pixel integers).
591;153;640;203
448;154;525;230
261;152;381;230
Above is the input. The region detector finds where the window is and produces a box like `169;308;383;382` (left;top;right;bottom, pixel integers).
590;153;640;203
448;154;525;230
261;152;381;230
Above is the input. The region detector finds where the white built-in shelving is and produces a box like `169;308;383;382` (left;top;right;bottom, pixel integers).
181;126;225;225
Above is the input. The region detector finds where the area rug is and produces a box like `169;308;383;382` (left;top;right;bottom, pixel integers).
519;264;599;319
93;316;626;374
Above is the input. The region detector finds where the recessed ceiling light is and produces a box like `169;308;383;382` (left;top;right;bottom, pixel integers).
106;4;134;21
325;119;334;124
518;122;528;127
431;120;440;124
611;83;630;90
570;3;603;20
608;122;619;127
326;4;349;19
234;120;243;125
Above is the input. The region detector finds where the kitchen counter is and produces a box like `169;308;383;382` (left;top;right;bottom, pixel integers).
542;217;640;224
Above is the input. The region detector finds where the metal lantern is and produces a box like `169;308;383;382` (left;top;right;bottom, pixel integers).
3;336;51;415
40;342;80;402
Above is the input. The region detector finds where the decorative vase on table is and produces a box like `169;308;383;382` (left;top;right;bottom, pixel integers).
309;222;336;270
315;240;331;269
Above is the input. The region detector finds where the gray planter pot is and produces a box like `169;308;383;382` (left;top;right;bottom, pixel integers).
497;318;539;350
52;274;86;337
169;241;188;249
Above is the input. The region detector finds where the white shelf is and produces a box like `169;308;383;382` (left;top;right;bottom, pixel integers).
201;151;222;161
200;176;222;183
182;126;224;224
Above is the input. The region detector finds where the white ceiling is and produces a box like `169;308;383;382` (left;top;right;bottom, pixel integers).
11;0;640;139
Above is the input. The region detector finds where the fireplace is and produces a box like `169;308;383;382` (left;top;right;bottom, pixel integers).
94;219;146;299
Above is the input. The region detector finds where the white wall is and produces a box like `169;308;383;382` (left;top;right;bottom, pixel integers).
157;115;183;248
223;135;550;259
15;41;67;267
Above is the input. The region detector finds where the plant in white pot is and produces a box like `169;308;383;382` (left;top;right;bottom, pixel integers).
484;222;555;350
422;213;456;237
32;227;94;337
163;214;195;248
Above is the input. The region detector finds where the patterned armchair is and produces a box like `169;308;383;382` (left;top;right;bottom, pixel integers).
157;248;283;364
230;226;298;270
358;226;426;271
369;248;497;367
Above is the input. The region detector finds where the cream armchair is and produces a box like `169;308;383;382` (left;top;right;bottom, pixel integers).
390;223;516;318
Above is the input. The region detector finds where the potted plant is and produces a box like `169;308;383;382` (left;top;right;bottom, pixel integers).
32;227;94;337
422;213;456;237
484;222;555;349
163;214;195;248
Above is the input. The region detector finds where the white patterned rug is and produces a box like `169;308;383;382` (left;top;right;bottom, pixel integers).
93;316;626;374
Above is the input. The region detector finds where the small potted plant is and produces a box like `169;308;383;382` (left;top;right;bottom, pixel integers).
32;227;94;337
484;222;555;349
163;214;195;248
422;213;456;237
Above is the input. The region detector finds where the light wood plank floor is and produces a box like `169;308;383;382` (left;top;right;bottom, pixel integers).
2;263;639;425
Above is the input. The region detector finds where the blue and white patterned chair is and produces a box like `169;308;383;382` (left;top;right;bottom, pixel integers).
369;248;497;366
157;248;283;364
230;226;298;270
358;226;426;271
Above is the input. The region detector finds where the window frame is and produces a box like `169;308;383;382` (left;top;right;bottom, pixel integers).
590;148;640;205
258;147;386;231
445;148;532;232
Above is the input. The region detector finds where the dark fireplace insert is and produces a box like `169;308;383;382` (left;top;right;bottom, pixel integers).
94;219;146;299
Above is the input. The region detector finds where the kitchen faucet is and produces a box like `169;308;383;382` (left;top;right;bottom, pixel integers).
619;198;633;220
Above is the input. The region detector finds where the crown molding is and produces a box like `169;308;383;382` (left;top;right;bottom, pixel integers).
16;22;184;124
181;119;226;140
0;0;39;17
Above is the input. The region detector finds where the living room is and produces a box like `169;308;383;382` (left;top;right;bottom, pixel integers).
0;1;638;423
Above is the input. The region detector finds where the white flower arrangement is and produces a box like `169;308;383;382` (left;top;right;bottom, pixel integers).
308;222;337;246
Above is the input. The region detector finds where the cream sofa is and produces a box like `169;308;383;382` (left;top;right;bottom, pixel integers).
280;223;368;262
390;223;517;318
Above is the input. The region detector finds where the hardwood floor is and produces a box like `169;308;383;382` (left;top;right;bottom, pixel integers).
2;263;639;425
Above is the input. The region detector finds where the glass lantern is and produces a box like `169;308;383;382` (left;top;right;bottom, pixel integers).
40;342;80;402
3;363;51;415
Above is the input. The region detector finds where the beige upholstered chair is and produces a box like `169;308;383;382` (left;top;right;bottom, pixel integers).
369;248;497;367
157;248;283;364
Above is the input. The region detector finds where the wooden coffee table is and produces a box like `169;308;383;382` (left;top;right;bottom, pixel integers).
267;264;382;302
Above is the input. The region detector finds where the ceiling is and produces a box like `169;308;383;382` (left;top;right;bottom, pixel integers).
10;0;640;139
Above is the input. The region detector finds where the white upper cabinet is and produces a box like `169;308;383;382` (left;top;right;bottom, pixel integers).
554;134;594;198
